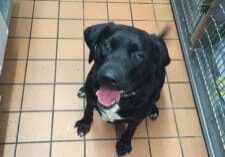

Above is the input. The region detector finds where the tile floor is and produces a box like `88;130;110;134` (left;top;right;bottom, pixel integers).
0;0;209;157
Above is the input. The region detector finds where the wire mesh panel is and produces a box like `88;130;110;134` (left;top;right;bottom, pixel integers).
180;0;207;34
195;2;225;150
171;0;225;156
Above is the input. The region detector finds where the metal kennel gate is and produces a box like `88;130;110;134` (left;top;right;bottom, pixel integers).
170;0;225;157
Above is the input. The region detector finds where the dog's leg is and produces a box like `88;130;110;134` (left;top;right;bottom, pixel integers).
77;86;86;98
74;99;94;137
116;120;142;156
149;105;159;120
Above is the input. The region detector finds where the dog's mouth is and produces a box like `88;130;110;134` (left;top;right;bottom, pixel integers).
96;87;137;108
96;87;122;108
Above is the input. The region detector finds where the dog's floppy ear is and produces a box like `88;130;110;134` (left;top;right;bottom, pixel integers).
149;26;170;67
84;22;115;63
151;36;170;67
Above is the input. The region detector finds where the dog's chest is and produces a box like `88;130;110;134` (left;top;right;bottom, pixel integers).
97;103;123;122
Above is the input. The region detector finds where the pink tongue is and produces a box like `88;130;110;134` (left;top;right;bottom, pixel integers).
96;87;121;107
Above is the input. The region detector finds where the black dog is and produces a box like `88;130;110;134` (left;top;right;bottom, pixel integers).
75;22;170;156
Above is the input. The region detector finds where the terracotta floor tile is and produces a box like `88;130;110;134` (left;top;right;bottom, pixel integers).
11;1;34;18
170;83;195;108
133;120;148;138
167;61;189;82
131;4;155;20
86;111;116;139
18;112;52;142
16;143;50;157
56;61;83;83
60;2;83;19
0;85;23;111
22;85;54;111
156;83;172;108
84;20;108;28
29;39;57;59
59;20;83;38
26;61;55;83
108;3;131;20
165;40;183;60
32;19;57;38
134;21;158;34
53;111;83;140
85;3;107;20
150;138;182;157
5;38;28;59
0;61;26;83
181;137;208;157
147;110;177;137
54;85;84;110
154;4;174;21
0;144;15;157
57;39;83;59
128;139;151;157
52;142;84;157
9;18;32;37
175;109;202;136
0;113;19;143
86;140;117;157
34;1;58;18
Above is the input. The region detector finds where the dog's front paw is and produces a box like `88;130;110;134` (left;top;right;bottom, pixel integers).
74;119;91;137
149;105;159;120
77;86;86;98
116;140;132;156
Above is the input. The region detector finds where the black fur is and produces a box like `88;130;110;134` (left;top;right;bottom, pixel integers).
75;22;170;156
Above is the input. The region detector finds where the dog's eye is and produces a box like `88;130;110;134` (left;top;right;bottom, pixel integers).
132;53;144;61
103;42;111;49
130;43;138;52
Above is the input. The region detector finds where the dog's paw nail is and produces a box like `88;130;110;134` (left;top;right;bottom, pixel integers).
77;87;86;98
75;120;91;137
77;91;85;98
150;113;159;120
79;132;84;137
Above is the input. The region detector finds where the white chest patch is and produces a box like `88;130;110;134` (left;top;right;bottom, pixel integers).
97;103;123;122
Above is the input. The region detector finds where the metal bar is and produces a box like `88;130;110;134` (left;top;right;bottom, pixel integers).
191;0;220;49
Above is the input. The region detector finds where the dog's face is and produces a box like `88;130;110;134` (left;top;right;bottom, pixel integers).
85;22;169;108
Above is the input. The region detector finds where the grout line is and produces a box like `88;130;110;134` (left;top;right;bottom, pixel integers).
12;1;171;6
0;110;84;114
167;81;185;157
0;107;197;114
10;16;174;22
3;58;184;61
49;0;60;156
0;81;190;86
128;0;134;27
7;36;179;40
0;135;203;145
144;118;153;157
0;82;84;85
13;1;36;157
82;0;87;157
4;59;85;61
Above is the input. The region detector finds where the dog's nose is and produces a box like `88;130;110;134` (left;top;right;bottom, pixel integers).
100;70;120;86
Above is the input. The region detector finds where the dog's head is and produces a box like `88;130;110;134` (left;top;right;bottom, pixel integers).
85;22;170;108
